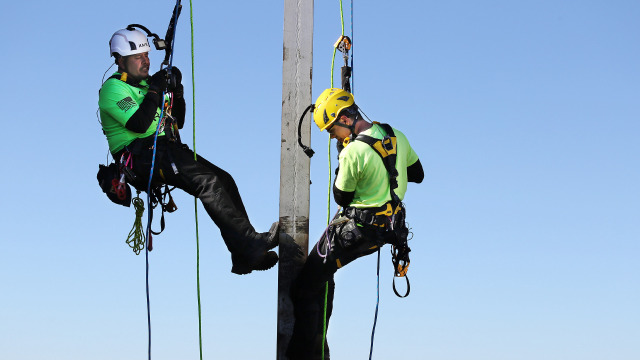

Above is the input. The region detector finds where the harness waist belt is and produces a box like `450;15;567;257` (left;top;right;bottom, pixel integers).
343;207;389;227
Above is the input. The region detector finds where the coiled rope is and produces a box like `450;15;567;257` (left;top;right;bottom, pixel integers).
127;195;146;255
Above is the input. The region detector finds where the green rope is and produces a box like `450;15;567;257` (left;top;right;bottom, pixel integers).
189;2;203;360
329;0;345;88
330;46;337;89
322;2;347;358
126;195;146;255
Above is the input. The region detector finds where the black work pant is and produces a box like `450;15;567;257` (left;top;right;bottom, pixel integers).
287;223;386;360
121;137;260;254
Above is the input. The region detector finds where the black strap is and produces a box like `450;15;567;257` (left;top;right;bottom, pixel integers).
149;184;178;235
392;275;410;298
354;123;400;205
354;126;415;297
343;207;389;227
341;65;351;93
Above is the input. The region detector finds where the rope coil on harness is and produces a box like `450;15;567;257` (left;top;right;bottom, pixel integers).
127;195;146;255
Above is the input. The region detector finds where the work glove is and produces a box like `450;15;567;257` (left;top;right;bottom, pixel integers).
172;84;184;98
167;66;182;89
167;67;184;97
148;69;169;94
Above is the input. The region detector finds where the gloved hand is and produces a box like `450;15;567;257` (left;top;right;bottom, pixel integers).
167;66;182;89
172;84;184;98
148;69;168;94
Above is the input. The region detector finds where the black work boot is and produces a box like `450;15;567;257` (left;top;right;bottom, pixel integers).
231;222;280;275
263;221;280;250
231;251;279;275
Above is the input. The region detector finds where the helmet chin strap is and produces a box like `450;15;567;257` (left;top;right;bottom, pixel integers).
333;117;359;145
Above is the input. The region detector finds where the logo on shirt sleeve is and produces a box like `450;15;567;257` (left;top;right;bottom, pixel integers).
117;97;137;112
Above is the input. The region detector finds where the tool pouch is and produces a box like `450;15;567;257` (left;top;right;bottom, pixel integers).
97;163;131;207
383;204;409;246
336;218;364;250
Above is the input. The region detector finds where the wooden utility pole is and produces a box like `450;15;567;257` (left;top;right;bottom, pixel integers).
277;0;313;358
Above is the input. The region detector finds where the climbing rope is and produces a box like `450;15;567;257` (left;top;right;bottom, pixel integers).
369;249;381;359
322;1;353;359
325;1;386;358
188;1;204;359
144;2;182;359
350;0;354;93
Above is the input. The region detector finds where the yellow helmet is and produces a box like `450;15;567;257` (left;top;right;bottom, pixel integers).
313;88;355;131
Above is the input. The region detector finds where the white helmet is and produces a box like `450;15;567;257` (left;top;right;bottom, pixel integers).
109;29;151;57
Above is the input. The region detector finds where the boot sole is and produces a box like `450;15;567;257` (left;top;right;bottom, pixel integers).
231;251;279;275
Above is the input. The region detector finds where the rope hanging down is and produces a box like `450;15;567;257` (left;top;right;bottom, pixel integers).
322;2;354;360
143;2;182;360
187;1;204;359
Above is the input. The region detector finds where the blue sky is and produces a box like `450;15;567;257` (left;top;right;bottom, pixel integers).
1;0;638;359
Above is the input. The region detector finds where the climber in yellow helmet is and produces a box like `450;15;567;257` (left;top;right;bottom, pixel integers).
288;88;424;359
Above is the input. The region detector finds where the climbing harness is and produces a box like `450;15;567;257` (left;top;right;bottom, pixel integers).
353;122;412;297
350;122;412;358
148;183;178;236
298;108;414;298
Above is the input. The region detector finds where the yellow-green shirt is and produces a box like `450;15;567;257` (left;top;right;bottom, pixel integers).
98;73;166;154
334;124;419;208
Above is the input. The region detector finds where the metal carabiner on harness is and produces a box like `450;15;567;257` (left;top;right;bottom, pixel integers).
391;244;411;298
